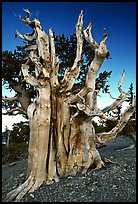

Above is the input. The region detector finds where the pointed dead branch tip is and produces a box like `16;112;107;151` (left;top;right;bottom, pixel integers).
15;30;24;40
101;28;108;42
19;8;34;28
88;22;92;30
49;28;52;31
77;10;83;21
20;8;30;21
84;22;93;38
122;69;126;78
79;10;83;18
49;28;53;36
102;33;108;42
104;27;106;33
83;22;99;51
23;8;30;15
77;10;83;28
118;69;126;93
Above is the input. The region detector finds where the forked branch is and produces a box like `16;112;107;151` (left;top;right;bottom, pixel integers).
101;70;128;113
84;24;110;112
96;96;136;143
83;23;99;50
70;70;129;121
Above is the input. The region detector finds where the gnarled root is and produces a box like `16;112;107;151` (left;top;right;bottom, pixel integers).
117;144;135;151
5;176;34;202
5;176;46;202
5;173;60;202
92;149;105;169
81;149;105;175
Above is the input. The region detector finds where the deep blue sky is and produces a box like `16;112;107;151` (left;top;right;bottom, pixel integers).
2;2;136;130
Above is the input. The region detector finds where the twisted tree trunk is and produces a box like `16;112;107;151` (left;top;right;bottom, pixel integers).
5;9;136;202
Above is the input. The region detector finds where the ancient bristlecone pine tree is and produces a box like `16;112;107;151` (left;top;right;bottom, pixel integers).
5;9;136;201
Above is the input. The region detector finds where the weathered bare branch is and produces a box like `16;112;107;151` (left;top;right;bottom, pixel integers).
21;64;38;87
101;93;127;113
19;8;31;25
5;9;136;202
83;23;99;50
71;10;83;71
101;70;128;113
84;26;110;112
19;9;41;29
67;86;92;104
35;24;49;61
17;9;50;62
107;92;118;100
96;96;136;143
60;11;83;92
16;29;37;42
49;28;59;88
118;69;126;94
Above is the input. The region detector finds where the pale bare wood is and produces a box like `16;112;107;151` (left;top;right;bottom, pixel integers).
96;97;136;143
5;9;136;202
101;70;128;113
83;23;99;50
60;11;83;93
49;28;59;88
21;64;38;87
84;23;109;113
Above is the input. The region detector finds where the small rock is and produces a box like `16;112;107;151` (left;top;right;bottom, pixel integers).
9;162;16;166
19;173;24;178
29;193;35;198
68;176;73;179
46;180;54;185
93;181;98;185
124;163;128;167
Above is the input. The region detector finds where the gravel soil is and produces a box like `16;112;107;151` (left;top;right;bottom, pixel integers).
2;135;136;202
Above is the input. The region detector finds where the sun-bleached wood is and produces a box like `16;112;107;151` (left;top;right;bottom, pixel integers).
4;9;136;202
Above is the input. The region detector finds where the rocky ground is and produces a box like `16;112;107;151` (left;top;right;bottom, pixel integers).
2;135;136;202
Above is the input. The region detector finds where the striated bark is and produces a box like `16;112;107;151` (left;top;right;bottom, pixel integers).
67;114;104;176
5;9;136;202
